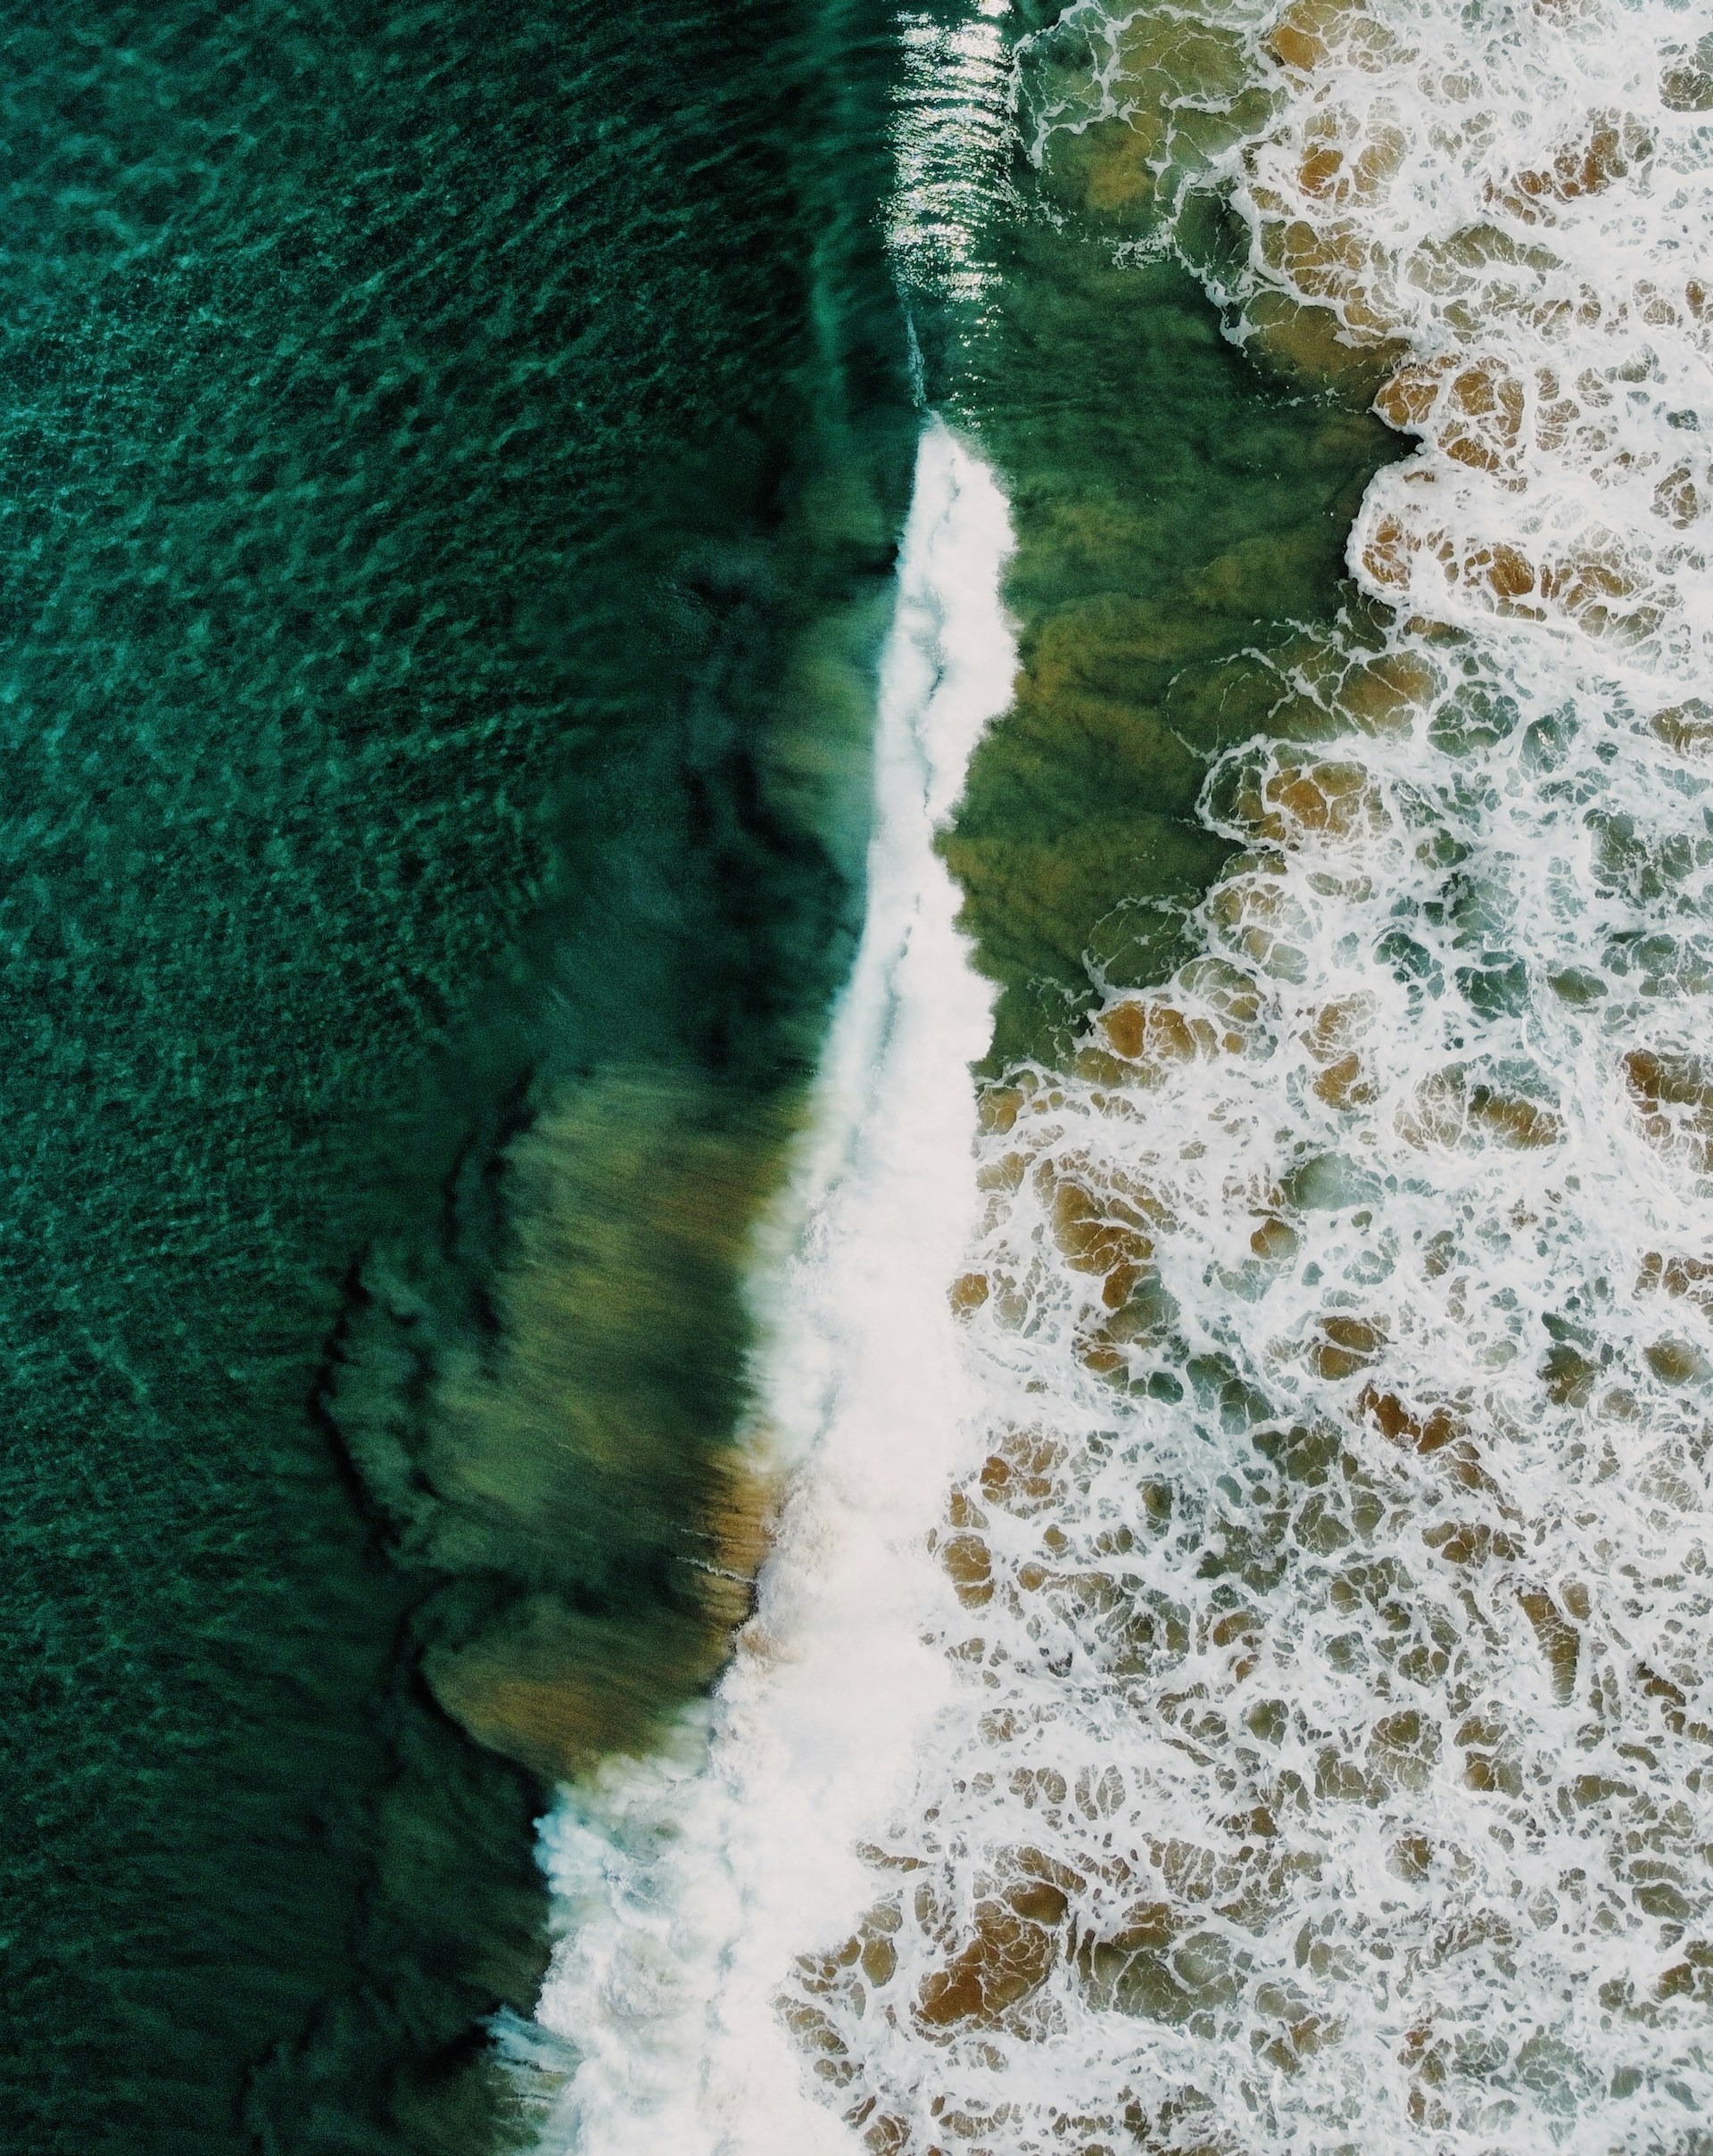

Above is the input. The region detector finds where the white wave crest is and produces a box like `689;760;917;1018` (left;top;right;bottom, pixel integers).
525;422;1016;2154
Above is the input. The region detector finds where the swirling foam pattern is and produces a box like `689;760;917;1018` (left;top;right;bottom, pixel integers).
786;3;1713;2149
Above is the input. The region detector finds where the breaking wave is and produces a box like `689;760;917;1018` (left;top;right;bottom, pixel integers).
527;424;1015;2152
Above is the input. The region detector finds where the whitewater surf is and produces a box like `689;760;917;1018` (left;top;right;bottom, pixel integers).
527;423;1015;2152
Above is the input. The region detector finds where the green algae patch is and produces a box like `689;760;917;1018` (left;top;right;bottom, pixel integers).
334;1068;791;1785
942;217;1403;1069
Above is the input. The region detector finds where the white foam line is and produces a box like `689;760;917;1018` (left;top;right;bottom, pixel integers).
525;419;1016;2156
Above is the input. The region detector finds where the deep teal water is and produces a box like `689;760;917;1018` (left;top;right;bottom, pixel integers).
0;5;913;2151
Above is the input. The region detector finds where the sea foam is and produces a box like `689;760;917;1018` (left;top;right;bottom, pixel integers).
778;4;1713;2151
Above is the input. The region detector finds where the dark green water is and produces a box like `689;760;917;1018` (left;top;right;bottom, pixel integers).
0;5;913;2151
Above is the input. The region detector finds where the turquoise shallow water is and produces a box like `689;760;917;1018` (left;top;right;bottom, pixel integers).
0;5;912;2150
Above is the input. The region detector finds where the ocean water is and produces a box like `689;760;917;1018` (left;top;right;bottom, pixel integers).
18;0;1713;2149
525;0;1713;2152
0;4;914;2152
